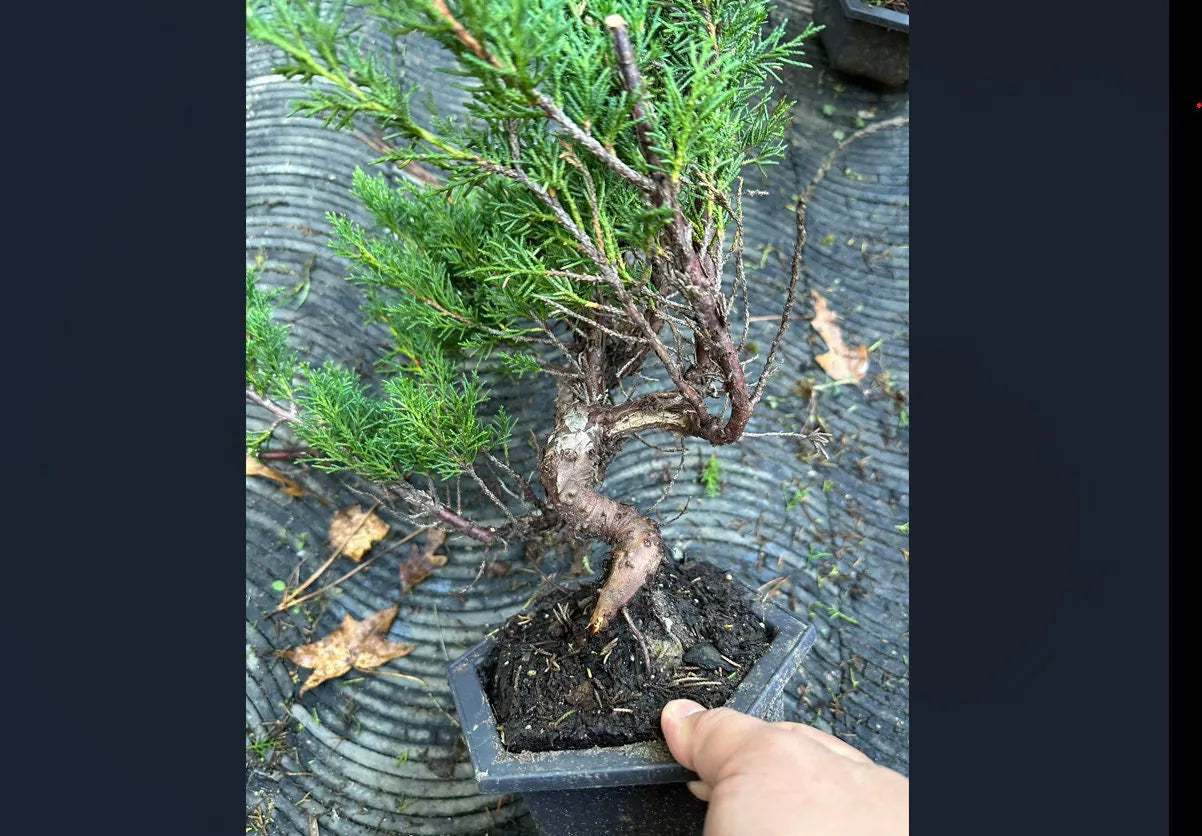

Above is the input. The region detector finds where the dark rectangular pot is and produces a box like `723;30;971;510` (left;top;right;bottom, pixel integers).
447;597;818;836
815;0;910;88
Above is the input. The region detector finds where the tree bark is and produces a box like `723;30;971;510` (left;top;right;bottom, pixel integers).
539;383;664;632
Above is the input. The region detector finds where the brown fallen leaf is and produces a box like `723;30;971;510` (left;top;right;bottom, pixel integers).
400;529;448;594
329;504;389;562
246;455;306;497
809;290;870;383
285;605;415;694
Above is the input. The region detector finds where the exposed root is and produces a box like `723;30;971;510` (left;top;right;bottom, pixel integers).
622;607;654;675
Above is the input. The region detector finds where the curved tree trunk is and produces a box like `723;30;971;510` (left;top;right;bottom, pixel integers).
539;384;664;633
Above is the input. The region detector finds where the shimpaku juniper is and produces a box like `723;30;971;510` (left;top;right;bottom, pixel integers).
246;0;837;634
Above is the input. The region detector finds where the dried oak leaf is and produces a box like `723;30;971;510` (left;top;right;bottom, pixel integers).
284;605;415;694
400;530;448;594
329;504;389;562
246;455;306;497
809;290;870;383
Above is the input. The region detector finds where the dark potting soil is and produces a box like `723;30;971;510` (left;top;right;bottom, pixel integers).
870;0;910;12
484;559;773;753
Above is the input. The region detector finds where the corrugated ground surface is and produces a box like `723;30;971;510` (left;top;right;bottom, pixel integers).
246;3;908;833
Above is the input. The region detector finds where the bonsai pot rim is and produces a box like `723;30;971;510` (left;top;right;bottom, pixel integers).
447;592;817;794
840;0;910;34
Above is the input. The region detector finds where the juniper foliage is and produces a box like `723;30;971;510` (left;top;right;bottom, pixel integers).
247;0;827;624
247;0;816;477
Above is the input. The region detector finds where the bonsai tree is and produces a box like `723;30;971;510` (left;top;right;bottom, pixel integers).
245;0;833;641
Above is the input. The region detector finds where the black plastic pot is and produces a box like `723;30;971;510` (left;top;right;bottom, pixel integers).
447;596;818;836
815;0;910;88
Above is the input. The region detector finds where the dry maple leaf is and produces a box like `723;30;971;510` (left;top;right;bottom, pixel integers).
246;455;306;497
329;504;389;561
285;605;415;694
400;530;448;594
809;290;870;383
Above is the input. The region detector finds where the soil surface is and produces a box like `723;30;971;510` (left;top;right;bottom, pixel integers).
870;0;910;12
485;559;773;752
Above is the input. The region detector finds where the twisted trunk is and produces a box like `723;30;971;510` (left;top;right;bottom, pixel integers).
539;384;664;633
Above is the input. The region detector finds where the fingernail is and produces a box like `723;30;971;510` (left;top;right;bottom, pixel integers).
664;699;707;720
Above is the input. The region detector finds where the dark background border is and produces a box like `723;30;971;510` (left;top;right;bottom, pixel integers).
6;1;1174;831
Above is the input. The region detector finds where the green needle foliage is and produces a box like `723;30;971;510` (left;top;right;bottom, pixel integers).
246;267;297;402
296;359;513;481
246;0;819;489
701;454;721;499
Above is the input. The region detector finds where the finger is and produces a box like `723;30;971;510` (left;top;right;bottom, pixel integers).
772;721;873;763
661;699;772;782
686;780;712;802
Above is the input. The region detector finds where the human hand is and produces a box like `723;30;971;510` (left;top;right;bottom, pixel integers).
661;699;909;836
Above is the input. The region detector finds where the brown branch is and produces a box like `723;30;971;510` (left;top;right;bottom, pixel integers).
604;14;752;443
258;448;309;461
429;1;653;191
605;15;664;180
603;391;699;438
749;192;805;411
647;442;688;515
246;388;297;423
351;128;441;186
532;90;656;192
727;179;751;351
466;465;518;524
389;482;498;544
429;0;489;63
485;451;550;515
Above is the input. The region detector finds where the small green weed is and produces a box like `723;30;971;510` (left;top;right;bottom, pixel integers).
701;454;722;499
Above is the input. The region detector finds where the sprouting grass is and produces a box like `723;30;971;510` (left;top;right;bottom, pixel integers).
701;454;722;499
247;737;276;761
786;486;811;511
815;603;859;625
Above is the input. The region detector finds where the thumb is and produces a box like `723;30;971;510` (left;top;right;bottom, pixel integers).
660;699;770;781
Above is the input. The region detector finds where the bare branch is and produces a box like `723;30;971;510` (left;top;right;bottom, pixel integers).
751;116;910;411
533;90;656;192
467;466;518;524
540;298;649;345
648;442;688;514
506;118;522;163
728;179;751;351
428;0;653;191
485;452;550;514
535;320;585;376
743;428;834;460
545;269;609;284
389;482;500;544
559;142;607;254
749;193;805;410
246;388;297;423
660;494;692;527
